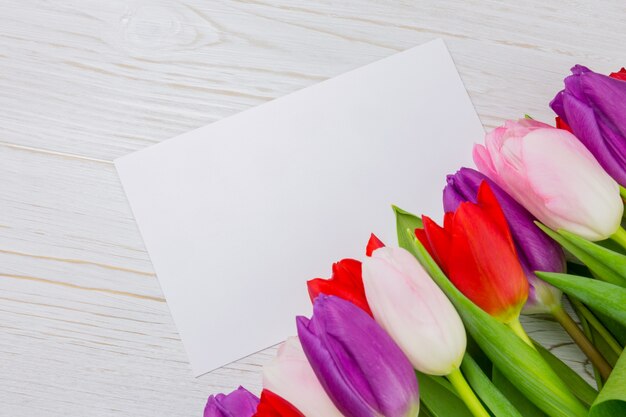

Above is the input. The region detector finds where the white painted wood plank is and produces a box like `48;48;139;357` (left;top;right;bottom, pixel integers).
1;0;625;160
1;0;622;415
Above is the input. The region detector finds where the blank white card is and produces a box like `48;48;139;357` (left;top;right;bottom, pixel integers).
115;39;485;376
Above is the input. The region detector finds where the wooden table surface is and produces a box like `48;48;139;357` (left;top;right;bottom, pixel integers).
1;1;624;415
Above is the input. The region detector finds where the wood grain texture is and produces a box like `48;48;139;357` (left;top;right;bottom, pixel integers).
1;0;623;415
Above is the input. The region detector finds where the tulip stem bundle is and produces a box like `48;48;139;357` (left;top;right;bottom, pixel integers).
551;305;613;379
446;368;491;417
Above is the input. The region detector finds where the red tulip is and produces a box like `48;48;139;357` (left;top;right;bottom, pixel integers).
610;68;626;81
416;182;529;324
253;390;304;417
306;234;384;316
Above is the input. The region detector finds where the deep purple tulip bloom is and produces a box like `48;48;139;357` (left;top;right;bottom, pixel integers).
296;295;420;417
551;65;626;186
444;167;565;313
204;386;259;417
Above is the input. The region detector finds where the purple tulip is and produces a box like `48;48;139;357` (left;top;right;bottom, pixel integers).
550;65;626;186
296;295;420;417
204;386;259;417
444;167;565;313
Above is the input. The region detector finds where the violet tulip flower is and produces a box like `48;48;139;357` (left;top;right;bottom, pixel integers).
551;65;626;186
362;246;466;375
204;386;259;417
444;167;564;314
262;337;343;417
297;295;420;417
473;118;623;241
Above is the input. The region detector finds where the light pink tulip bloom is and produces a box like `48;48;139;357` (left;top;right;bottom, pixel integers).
362;247;466;376
262;337;343;417
474;119;623;241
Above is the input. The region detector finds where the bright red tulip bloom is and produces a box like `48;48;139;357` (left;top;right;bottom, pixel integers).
253;390;304;417
306;234;384;316
416;181;529;323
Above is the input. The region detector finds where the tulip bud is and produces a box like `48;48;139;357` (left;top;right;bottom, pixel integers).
262;337;343;417
297;295;420;417
417;182;529;324
444;168;565;314
204;386;259;417
253;389;304;417
473;118;623;241
551;65;626;186
362;246;466;375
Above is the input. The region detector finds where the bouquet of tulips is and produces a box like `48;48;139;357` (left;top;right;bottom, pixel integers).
204;66;626;417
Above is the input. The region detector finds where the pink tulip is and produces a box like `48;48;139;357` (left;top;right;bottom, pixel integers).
262;337;343;417
362;247;466;375
473;119;623;241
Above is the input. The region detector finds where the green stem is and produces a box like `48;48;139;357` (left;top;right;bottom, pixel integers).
447;368;491;417
552;305;612;380
570;298;623;357
620;185;626;201
610;226;626;251
507;317;535;348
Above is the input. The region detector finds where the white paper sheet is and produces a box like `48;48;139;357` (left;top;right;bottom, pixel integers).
115;39;485;376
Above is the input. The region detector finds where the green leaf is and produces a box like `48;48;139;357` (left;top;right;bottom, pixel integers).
418;403;434;417
466;332;493;378
399;227;588;417
536;222;626;287
393;205;423;251
535;272;626;327
461;354;523;417
591;308;626;347
589;350;626;416
417;372;474;417
533;338;598;406
492;365;548;417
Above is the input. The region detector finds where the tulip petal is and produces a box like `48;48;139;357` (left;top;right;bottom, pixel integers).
551;66;626;186
610;68;626;81
421;215;452;273
297;296;419;417
262;337;344;417
363;247;466;375
204;387;259;417
429;182;529;322
254;390;304;417
522;128;622;240
442;168;565;313
365;233;386;256
307;258;373;316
